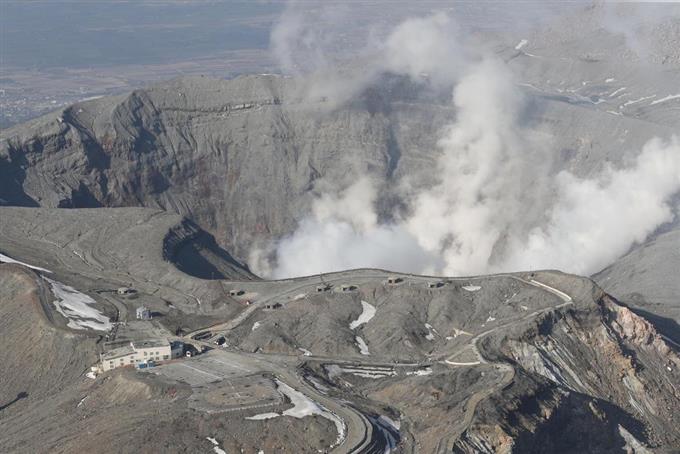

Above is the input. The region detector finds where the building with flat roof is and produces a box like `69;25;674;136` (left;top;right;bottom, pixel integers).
100;339;183;371
136;306;152;320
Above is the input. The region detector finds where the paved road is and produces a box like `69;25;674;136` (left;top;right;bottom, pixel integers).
183;274;576;454
437;278;574;451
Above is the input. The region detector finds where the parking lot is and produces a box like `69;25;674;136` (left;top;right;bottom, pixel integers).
146;351;263;386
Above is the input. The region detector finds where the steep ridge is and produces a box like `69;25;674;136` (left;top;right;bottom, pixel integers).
0;264;97;408
2;73;678;266
594;227;680;341
0;207;255;320
451;282;680;453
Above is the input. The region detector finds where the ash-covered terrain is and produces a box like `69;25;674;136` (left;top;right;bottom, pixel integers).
1;3;680;454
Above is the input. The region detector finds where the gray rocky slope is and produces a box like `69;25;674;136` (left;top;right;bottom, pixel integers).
2;6;680;452
0;208;678;453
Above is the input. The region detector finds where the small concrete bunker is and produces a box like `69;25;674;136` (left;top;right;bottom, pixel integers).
136;306;152;320
316;284;331;293
117;287;137;296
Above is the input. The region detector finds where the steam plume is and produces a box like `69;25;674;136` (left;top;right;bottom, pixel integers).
254;10;680;279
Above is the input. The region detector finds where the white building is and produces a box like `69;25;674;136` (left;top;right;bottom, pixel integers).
100;339;183;371
136;306;152;320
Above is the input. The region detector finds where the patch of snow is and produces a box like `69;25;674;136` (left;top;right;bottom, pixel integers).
339;367;396;379
371;415;400;452
520;305;529;311
45;277;112;331
605;78;616;83
77;396;88;407
246;412;280;420
486;316;496;323
0;253;52;273
251;321;261;331
292;293;307;300
462;285;481;292
424;323;437;340
650;94;680;105
298;347;312;356
275;379;346;448
85;372;97;379
622;94;656;107
306;376;329;393
609;87;626;98
355;336;370;355
349;300;376;329
450;328;472;338
206;437;227;454
406;367;433;376
607;110;623;116
515;39;528;50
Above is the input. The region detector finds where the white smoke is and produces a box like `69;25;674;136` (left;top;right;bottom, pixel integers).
270;9;472;108
269;178;440;279
504;136;680;275
254;10;680;279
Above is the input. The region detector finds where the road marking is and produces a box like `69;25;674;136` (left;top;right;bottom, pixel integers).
178;363;222;380
209;357;252;373
529;279;573;302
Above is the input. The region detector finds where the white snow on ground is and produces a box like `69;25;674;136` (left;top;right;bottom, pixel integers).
370;415;400;453
45;277;112;331
380;415;400;431
349;300;376;329
246;381;347;448
298;347;312;356
462;285;481;292
252;321;261;331
609;87;626;97
355;336;370;355
515;39;528;50
85;372;97;379
486;315;496;322
406;367;433;376
206;437;227;454
292;293;307;300
520;305;529;311
0;253;52;273
336;366;396;379
424;323;436;341
246;412;280;420
605;78;616;83
449;328;472;338
622;94;656;107
650;94;680;105
276;380;346;448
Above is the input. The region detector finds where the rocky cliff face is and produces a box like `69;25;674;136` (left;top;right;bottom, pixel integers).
3;71;678;269
452;292;679;453
0;75;453;263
